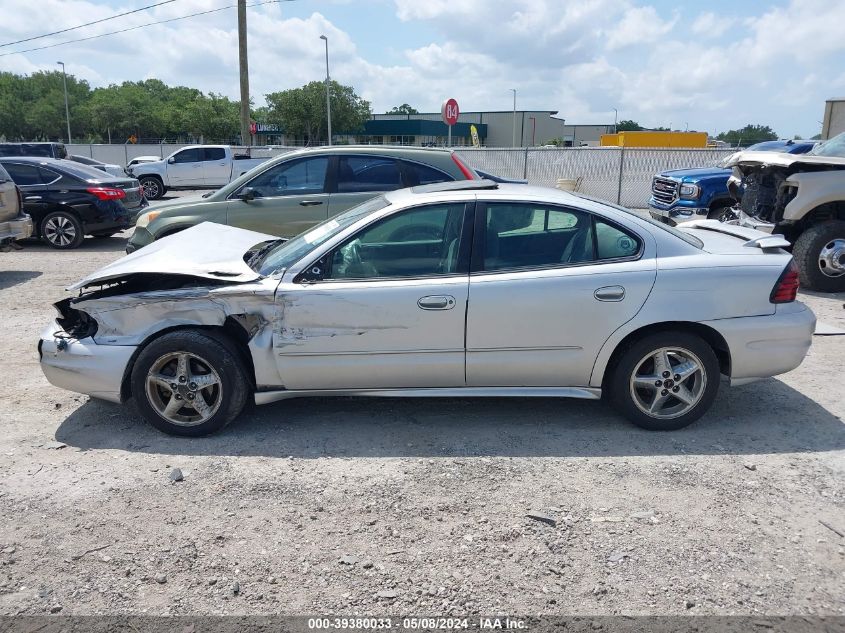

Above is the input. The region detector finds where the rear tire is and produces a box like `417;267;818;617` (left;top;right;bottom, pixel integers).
130;330;249;437
41;210;84;249
609;331;720;431
139;176;165;200
793;221;845;292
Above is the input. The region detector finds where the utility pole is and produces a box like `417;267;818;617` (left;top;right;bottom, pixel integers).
510;88;517;147
57;61;71;142
320;35;332;145
613;108;618;133
237;0;251;146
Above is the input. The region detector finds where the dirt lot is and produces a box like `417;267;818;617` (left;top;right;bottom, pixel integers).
0;214;843;617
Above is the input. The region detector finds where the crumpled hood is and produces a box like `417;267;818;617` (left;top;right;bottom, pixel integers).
725;150;845;168
68;222;276;291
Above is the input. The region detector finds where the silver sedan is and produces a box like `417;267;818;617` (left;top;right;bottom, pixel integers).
39;181;815;436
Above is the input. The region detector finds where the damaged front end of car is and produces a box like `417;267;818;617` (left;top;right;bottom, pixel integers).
727;152;845;241
38;223;285;404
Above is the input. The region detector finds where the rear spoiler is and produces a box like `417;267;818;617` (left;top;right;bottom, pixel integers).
681;219;790;252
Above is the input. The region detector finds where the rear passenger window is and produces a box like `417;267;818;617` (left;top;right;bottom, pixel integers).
404;161;453;186
337;156;402;193
3;163;43;185
204;147;226;161
595;219;640;259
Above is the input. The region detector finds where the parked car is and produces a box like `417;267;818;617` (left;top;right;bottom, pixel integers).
67;154;126;178
0;157;147;249
125;145;272;200
0;142;68;159
0;162;33;245
127;146;479;253
40;181;813;436
727;132;845;291
648;139;815;224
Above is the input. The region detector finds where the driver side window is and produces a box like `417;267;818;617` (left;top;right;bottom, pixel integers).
244;157;328;198
324;204;465;280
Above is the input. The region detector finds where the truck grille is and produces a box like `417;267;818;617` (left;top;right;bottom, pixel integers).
651;176;679;205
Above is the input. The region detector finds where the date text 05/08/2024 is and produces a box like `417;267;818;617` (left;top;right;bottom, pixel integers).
307;617;527;630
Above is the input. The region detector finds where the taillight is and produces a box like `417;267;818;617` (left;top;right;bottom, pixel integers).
86;186;126;201
770;260;799;303
451;153;477;180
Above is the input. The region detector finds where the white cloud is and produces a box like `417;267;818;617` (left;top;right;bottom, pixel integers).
604;6;677;51
691;12;735;37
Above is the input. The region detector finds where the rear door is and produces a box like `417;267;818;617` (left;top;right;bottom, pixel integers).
466;201;656;387
167;148;204;186
201;147;230;185
3;162;52;221
326;155;406;217
225;155;330;237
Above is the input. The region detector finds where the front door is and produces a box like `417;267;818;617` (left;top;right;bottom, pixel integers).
273;202;471;390
167;148;204;186
466;202;656;387
226;156;330;237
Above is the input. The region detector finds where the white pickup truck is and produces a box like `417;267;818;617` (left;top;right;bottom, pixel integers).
126;145;271;200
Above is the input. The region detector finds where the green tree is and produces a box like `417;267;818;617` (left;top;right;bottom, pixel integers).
811;133;823;140
615;120;643;131
716;124;778;147
265;80;370;145
387;103;418;114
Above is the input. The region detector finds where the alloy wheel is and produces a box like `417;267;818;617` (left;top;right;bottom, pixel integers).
43;215;78;247
629;346;707;420
145;351;222;426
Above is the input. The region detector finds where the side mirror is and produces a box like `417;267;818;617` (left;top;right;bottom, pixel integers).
167;157;175;164
239;186;257;201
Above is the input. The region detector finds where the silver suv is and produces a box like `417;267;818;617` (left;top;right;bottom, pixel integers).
0;162;33;246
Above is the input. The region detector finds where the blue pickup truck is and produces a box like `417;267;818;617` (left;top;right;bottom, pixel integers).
648;139;815;224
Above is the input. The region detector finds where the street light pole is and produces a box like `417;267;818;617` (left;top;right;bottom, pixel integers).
510;88;517;147
56;61;71;142
320;35;332;146
613;108;618;134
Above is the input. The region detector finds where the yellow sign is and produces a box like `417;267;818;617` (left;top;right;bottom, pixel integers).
470;124;480;147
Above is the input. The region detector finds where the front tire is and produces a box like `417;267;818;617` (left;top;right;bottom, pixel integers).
139;176;165;200
793;221;845;292
609;331;720;431
41;210;84;249
130;330;249;436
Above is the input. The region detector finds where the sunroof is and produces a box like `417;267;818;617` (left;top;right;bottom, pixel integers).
410;179;499;194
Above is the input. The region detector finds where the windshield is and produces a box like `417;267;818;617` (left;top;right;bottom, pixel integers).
254;196;390;275
573;193;703;249
808;132;845;158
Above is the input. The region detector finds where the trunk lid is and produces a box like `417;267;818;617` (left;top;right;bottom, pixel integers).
68;222;276;291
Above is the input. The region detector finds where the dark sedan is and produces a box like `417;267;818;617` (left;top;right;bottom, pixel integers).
0;157;147;249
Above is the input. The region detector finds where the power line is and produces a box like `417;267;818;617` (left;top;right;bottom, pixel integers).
0;0;289;58
0;0;180;48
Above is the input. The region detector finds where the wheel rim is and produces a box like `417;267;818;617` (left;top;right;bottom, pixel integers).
818;238;845;278
43;215;77;247
142;179;159;198
145;351;222;426
629;346;707;420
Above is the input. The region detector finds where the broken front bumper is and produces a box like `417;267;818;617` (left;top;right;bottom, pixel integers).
0;214;33;243
39;322;137;403
735;210;775;234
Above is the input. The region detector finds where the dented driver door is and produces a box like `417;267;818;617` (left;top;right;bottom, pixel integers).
272;202;472;391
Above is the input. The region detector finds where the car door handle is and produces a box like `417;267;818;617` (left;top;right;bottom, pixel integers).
418;295;455;310
24;195;41;201
299;200;323;206
594;285;625;302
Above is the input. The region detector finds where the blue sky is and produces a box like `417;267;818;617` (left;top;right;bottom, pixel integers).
1;0;843;138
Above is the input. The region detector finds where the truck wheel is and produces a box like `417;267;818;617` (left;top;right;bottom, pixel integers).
708;205;736;223
139;176;165;200
793;221;845;292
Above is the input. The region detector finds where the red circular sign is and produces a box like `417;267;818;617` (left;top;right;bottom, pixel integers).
441;98;460;126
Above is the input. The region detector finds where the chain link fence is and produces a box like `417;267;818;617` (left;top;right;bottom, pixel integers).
455;147;736;208
69;144;736;209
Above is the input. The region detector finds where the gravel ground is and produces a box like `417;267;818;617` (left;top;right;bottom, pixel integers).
0;204;843;617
